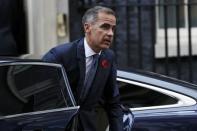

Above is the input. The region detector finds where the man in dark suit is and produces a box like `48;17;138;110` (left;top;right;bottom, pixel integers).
43;6;123;131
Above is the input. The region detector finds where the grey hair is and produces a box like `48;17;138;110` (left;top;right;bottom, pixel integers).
82;6;115;25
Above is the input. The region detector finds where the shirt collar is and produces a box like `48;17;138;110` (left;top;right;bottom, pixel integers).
84;37;101;58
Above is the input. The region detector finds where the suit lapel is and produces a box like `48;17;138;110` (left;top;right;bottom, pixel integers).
76;41;112;104
76;39;86;102
85;51;111;101
96;51;111;78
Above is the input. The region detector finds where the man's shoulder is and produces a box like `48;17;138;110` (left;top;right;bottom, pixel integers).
103;48;115;58
52;38;82;55
42;38;84;63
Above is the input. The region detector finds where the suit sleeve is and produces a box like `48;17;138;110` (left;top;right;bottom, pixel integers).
104;58;123;131
42;48;60;63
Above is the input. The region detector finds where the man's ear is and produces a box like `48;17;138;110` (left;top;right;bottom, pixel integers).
84;23;91;33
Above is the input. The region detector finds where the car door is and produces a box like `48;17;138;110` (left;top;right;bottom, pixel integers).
117;72;197;131
0;62;79;131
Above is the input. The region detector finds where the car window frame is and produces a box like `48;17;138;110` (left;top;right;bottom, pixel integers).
0;61;78;118
117;77;196;111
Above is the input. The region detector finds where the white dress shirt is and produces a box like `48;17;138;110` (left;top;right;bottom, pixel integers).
84;38;101;76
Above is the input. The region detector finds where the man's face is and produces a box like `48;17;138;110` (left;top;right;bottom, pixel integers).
84;12;116;53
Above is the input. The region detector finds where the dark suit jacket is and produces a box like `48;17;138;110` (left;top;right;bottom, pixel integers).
42;38;123;131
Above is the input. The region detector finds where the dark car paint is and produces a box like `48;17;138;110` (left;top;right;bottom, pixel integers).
1;59;197;131
0;107;79;131
117;70;197;99
117;70;197;131
0;61;79;131
133;111;197;131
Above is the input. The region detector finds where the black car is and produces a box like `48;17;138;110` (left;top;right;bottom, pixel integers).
0;60;79;131
117;70;197;131
0;59;197;131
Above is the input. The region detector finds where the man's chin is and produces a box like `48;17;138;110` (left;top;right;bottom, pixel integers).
101;45;110;50
103;42;111;47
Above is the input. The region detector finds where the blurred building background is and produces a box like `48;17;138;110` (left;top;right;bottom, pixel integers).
9;0;197;84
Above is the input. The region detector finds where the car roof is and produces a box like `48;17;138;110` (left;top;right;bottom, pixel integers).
0;57;42;63
117;69;197;89
117;69;197;99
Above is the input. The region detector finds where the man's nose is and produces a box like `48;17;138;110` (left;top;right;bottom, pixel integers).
107;28;114;36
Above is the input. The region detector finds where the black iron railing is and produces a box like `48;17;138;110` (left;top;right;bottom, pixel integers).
70;0;197;84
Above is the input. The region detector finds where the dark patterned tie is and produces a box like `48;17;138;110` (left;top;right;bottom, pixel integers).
80;54;100;102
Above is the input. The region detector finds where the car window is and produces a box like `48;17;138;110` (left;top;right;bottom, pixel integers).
0;64;73;116
118;80;178;108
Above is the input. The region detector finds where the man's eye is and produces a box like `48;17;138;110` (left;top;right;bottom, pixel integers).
100;24;110;30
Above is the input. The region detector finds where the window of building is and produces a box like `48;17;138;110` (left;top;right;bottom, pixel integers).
155;0;197;58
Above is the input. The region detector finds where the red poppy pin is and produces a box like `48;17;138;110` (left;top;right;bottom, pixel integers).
101;59;110;68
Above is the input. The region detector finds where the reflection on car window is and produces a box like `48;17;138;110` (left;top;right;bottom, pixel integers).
118;81;177;108
0;64;72;116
